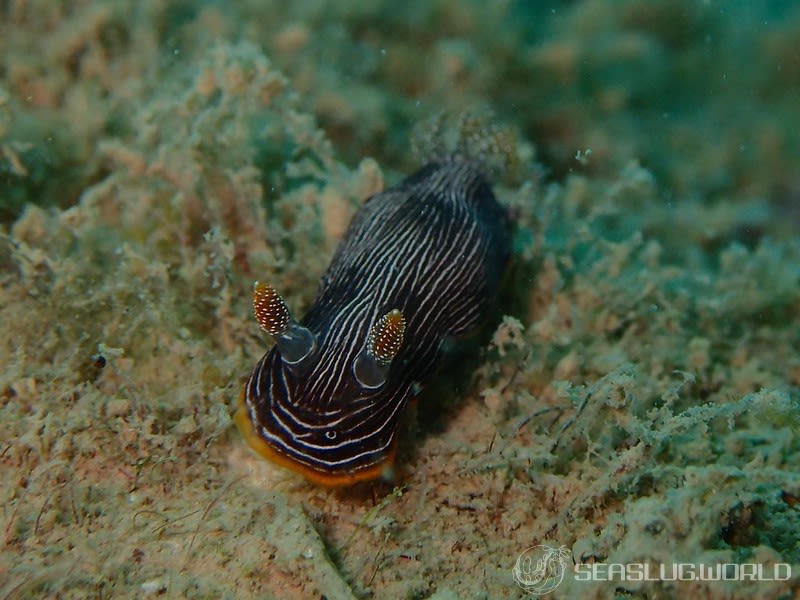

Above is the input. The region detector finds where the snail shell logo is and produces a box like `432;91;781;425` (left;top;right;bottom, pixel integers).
512;544;571;596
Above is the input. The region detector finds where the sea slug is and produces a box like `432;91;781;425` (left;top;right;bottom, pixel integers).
236;158;511;486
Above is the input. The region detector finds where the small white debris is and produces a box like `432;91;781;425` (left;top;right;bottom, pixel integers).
141;579;167;594
575;148;593;165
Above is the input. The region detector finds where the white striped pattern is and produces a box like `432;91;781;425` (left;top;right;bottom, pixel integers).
243;161;510;478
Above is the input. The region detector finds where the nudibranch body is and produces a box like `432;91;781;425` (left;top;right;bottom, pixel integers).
237;159;511;486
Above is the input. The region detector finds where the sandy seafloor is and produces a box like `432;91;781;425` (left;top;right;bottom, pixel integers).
1;1;799;598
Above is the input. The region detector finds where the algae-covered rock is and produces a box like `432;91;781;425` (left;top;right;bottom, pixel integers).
1;1;799;599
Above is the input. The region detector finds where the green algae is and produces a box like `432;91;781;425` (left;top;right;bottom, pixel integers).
1;2;799;599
